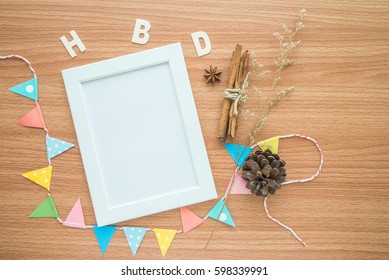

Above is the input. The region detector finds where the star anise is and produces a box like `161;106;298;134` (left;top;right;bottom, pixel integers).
204;65;222;85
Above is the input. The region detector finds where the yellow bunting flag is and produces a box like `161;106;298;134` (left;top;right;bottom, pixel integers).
22;166;52;190
257;136;279;154
154;229;177;257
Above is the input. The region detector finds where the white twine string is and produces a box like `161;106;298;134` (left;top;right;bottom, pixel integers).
1;54;51;166
252;133;323;247
279;134;324;185
0;54;37;77
223;72;251;116
222;166;240;200
264;196;307;247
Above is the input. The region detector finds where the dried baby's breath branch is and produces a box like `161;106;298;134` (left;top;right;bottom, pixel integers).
258;70;271;79
246;9;306;145
248;117;267;145
269;86;295;109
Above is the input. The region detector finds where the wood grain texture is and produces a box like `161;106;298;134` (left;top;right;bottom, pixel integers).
1;0;388;260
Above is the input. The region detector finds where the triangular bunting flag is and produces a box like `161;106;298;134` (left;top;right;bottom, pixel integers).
63;198;86;229
154;229;177;257
93;225;116;255
257;136;279;154
46;135;74;160
16;106;45;129
123;227;147;256
229;172;251;195
207;199;235;227
180;207;204;233
29;195;59;218
22;166;52;190
9;77;38;101
222;142;253;167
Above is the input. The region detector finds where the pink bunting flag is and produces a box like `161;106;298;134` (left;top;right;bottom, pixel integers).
180;206;204;233
228;172;251;195
63;198;86;229
16;106;45;129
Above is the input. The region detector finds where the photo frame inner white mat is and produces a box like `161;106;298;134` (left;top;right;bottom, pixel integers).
62;43;217;226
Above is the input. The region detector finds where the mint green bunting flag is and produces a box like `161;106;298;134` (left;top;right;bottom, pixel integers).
9;77;38;100
208;199;235;227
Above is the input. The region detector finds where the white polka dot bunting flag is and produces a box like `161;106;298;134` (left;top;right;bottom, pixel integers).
207;199;235;227
8;77;38;101
123;227;148;256
22;166;53;190
46;135;74;160
154;229;177;257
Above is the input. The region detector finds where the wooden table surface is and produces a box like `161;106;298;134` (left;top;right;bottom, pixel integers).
1;0;388;260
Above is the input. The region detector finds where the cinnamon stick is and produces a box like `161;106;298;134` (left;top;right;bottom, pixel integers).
227;53;244;137
227;99;234;135
217;44;242;140
230;51;250;138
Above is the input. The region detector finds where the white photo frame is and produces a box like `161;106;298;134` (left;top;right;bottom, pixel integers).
62;43;217;226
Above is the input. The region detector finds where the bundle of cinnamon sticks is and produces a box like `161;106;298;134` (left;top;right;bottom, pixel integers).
217;44;250;141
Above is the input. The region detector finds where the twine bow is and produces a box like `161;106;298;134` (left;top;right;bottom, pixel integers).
223;72;251;116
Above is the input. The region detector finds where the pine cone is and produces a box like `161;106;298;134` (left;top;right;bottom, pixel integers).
241;149;286;197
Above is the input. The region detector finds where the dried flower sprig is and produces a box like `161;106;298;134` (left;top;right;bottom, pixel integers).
246;8;306;146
